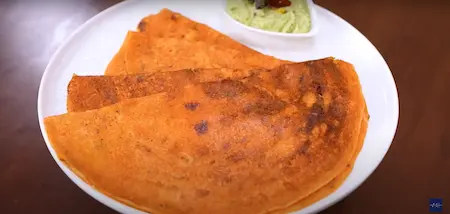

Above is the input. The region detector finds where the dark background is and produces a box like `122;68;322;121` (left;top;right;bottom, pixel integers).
1;0;449;213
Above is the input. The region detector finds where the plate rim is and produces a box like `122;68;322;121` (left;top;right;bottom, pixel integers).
37;0;147;213
37;1;399;213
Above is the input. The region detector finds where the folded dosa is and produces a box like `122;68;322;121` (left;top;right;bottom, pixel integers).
68;58;369;211
70;58;359;115
46;77;365;214
104;9;290;76
49;58;367;213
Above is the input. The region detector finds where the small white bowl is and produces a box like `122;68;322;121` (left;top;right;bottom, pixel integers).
222;0;319;50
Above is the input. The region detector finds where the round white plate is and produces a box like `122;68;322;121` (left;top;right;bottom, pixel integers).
38;0;399;213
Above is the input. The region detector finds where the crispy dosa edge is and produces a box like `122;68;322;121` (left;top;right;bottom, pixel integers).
270;104;368;214
68;67;256;112
104;9;290;76
121;31;288;76
45;72;366;214
258;58;368;213
266;58;367;212
137;8;254;50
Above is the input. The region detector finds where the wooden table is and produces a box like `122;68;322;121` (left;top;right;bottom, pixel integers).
1;0;448;213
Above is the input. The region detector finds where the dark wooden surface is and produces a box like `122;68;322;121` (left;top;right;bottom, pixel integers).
0;0;449;213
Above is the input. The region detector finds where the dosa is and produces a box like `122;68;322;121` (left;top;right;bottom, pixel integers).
105;9;290;76
48;58;368;213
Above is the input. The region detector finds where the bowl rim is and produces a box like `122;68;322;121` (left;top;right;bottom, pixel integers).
223;0;319;37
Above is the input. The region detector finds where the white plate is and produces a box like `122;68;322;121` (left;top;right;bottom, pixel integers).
38;0;399;213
